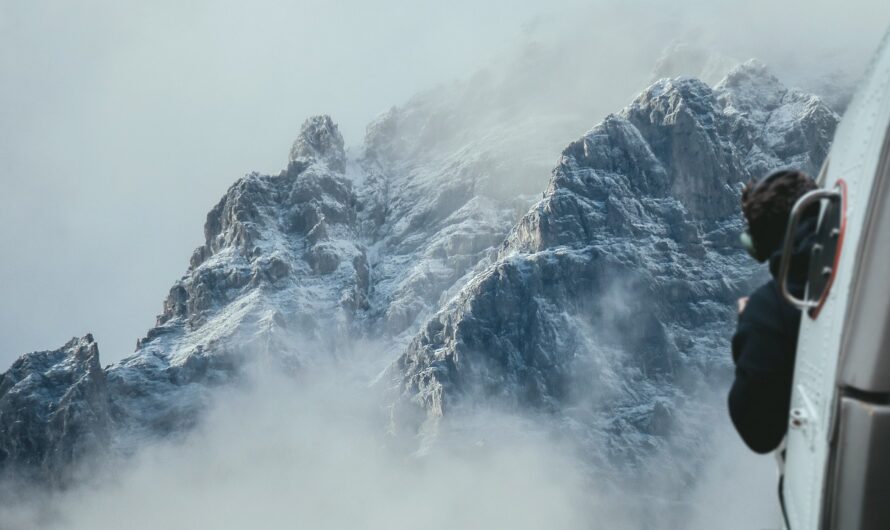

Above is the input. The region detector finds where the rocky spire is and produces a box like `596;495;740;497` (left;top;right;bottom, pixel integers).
289;115;346;172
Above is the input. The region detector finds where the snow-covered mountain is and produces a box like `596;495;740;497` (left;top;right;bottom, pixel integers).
393;61;836;480
0;60;837;488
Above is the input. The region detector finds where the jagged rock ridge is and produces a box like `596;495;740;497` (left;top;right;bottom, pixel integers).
393;61;837;473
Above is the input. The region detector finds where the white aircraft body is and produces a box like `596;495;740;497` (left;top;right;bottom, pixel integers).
778;28;890;530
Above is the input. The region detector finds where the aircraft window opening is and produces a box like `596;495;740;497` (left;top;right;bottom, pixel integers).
777;180;847;318
805;181;847;319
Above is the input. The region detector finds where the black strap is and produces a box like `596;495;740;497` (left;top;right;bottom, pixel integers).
778;474;792;529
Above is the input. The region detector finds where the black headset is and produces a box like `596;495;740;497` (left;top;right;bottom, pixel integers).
740;170;792;262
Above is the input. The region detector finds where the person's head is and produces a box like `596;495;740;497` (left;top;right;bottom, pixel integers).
740;169;818;262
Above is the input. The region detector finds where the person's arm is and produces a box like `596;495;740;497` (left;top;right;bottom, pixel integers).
728;365;793;453
728;286;795;453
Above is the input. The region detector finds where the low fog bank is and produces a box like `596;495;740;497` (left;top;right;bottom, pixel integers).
686;425;782;530
0;368;595;530
0;361;778;529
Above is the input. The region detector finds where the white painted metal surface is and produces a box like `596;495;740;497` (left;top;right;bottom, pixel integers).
782;29;890;530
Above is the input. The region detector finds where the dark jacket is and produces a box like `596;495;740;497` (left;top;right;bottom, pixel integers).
729;216;817;454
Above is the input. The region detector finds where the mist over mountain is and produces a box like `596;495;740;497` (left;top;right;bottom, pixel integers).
392;59;835;492
4;0;886;372
0;47;840;526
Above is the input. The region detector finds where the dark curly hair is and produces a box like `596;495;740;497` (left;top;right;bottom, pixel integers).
741;169;818;259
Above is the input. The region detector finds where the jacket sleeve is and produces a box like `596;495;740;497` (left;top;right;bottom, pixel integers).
728;284;797;454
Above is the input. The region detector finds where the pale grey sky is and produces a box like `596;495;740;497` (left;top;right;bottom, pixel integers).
1;0;888;368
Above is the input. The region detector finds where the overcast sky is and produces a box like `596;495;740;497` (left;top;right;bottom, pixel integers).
1;0;888;368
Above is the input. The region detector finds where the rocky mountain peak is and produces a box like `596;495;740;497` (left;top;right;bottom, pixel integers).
618;75;746;220
0;334;110;483
395;66;837;479
289;115;346;172
715;59;787;114
0;62;841;494
0;335;102;397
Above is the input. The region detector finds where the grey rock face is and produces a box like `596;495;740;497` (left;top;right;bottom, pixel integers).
0;335;110;484
394;63;838;469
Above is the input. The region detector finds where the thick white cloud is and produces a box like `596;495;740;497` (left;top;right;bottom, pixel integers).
0;364;781;529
